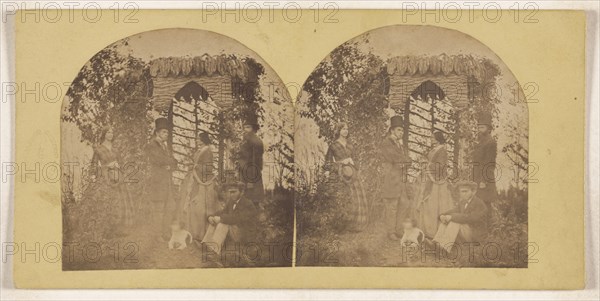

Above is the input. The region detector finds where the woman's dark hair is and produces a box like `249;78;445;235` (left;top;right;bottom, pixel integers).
334;122;349;140
433;131;446;144
99;126;113;143
243;122;260;132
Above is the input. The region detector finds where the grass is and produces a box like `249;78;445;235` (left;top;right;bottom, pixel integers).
296;199;528;268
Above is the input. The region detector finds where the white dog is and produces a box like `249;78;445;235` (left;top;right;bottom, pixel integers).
168;220;193;250
400;218;425;247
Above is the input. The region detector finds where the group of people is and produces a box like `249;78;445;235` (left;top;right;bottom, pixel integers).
90;115;265;260
147;116;265;255
323;113;498;250
91;108;498;257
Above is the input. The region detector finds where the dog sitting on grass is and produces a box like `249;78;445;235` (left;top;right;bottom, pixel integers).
168;220;193;250
400;218;425;247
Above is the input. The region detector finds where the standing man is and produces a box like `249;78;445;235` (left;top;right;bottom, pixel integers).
380;115;413;241
237;115;265;207
472;112;498;207
146;117;178;240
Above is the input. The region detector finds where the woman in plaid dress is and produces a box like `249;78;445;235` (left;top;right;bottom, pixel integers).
89;126;134;237
324;122;369;232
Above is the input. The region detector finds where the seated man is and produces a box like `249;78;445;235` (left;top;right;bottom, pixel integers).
433;180;488;252
201;179;258;256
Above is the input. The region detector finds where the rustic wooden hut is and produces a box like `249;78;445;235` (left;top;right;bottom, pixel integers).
386;54;499;173
148;54;263;184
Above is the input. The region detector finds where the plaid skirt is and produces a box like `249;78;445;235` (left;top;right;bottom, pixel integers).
345;178;369;232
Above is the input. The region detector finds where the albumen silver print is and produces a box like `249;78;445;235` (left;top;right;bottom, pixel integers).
8;6;590;291
60;28;295;270
294;25;529;267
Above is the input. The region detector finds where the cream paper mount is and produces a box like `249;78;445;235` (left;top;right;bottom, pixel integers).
12;9;585;289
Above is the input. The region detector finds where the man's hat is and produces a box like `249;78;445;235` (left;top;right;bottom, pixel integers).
154;117;170;131
477;112;493;127
455;180;478;191
390;115;404;129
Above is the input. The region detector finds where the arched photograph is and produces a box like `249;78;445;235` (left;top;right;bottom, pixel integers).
60;28;294;270
295;25;529;268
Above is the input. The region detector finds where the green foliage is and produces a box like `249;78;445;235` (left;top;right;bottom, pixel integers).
222;56;267;165
296;172;355;237
62;39;153;193
62;165;125;247
480;194;528;267
252;186;295;267
61;45;296;268
63;39;153;144
62;39;153;246
296;40;527;268
300;39;388;141
299;38;389;210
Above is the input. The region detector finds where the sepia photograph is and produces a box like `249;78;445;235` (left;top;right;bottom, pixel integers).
295;25;529;268
60;28;295;270
6;5;591;292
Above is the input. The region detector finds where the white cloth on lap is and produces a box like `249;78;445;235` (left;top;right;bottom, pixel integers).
201;223;241;254
202;223;226;254
433;221;461;253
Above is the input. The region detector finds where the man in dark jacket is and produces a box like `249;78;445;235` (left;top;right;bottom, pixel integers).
237;115;265;207
434;180;488;248
472;112;498;206
146;117;178;240
202;179;258;256
380;115;413;241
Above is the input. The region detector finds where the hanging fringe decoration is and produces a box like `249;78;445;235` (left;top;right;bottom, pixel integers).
149;55;251;82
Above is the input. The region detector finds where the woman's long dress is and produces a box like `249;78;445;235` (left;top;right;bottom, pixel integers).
324;140;369;232
179;146;220;242
90;144;134;232
416;144;455;238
